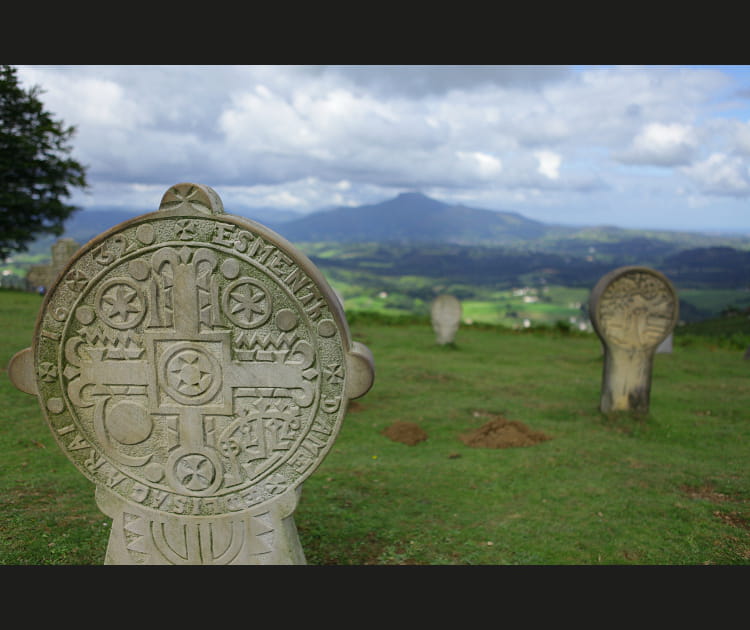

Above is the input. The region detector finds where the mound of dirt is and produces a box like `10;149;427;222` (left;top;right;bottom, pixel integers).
347;400;364;413
459;415;551;449
382;421;428;446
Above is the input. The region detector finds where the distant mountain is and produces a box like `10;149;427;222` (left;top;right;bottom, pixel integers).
271;192;750;253
62;207;143;245
21;192;750;267
30;204;302;253
74;204;303;235
228;205;304;229
274;192;561;245
9;192;750;310
18;208;145;256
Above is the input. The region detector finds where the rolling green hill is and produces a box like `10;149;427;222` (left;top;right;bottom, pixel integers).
3;192;749;326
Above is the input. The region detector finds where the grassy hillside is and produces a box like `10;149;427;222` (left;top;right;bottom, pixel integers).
291;241;750;325
1;289;748;565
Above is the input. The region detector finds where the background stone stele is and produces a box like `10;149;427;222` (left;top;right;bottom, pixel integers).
26;238;80;291
588;265;678;415
431;294;462;345
656;333;673;354
8;182;374;565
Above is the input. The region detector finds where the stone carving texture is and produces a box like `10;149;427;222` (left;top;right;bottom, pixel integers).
431;294;462;345
595;270;676;350
589;266;678;414
9;183;374;564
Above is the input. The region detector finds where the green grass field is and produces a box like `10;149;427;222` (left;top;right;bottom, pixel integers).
1;289;749;565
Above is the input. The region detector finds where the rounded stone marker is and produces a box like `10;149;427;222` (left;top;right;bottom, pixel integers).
589;266;678;415
8;182;375;565
431;294;462;345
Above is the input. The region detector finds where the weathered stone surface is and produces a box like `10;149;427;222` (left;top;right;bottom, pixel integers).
589;266;678;415
8;182;374;565
431;294;461;345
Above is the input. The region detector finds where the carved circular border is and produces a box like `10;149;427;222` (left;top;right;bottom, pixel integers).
221;277;272;329
94;277;146;330
33;212;349;515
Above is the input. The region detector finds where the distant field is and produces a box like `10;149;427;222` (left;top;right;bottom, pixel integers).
4;237;749;326
327;274;749;331
678;288;750;314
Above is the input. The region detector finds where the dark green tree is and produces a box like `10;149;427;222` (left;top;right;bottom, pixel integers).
0;65;88;260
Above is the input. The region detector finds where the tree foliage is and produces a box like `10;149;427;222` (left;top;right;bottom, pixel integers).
0;65;88;260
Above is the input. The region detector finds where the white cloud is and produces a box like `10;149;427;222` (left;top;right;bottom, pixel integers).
206;178;397;214
681;153;750;197
535;150;562;179
728;120;750;156
264;190;305;208
617;122;699;166
219;87;319;153
16;67;149;130
12;64;750;231
456;151;503;179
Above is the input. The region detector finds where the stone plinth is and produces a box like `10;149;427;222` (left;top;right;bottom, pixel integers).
8;183;375;565
588;266;678;415
431;294;461;345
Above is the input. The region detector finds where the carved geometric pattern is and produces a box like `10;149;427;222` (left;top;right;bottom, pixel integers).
33;211;348;521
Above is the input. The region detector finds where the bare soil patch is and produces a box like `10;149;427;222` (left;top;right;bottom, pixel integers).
713;510;750;531
380;411;551;449
459;412;551;449
381;421;428;446
347;400;365;413
680;483;733;503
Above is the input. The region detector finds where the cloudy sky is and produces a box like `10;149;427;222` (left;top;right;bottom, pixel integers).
13;64;750;234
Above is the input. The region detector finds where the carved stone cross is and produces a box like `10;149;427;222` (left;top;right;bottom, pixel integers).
9;183;375;564
589;265;678;415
